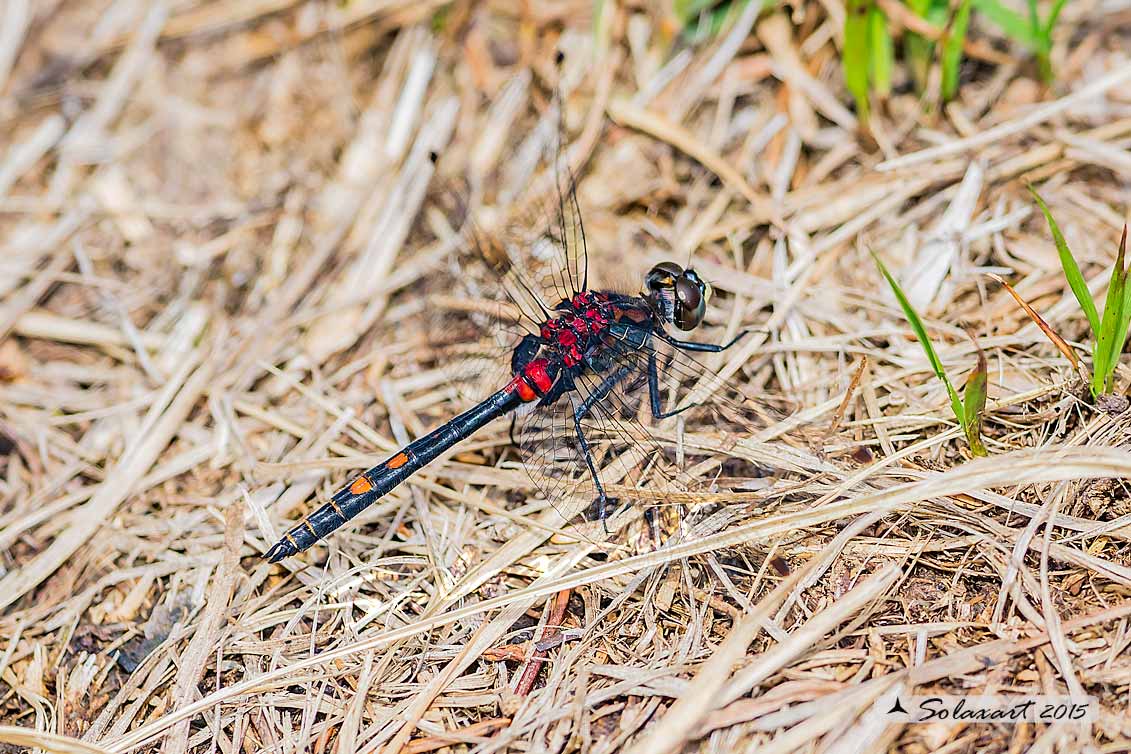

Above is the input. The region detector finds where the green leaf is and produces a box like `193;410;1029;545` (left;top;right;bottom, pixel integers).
1097;225;1129;394
972;0;1039;46
1030;186;1100;336
1043;0;1068;37
872;251;965;423
674;0;714;24
844;0;872;121
867;6;893;98
1115;227;1131;369
705;0;752;38
1027;0;1042;40
902;0;935;92
941;0;973;101
963;341;989;456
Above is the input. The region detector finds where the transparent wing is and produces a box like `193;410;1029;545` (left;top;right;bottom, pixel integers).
619;334;776;430
424;246;530;407
427;93;590;404
514;391;589;507
472;98;588;322
514;362;679;516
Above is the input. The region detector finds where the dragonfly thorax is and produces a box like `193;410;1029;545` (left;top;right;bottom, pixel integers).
541;291;613;367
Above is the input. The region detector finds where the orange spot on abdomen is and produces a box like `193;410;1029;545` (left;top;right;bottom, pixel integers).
386;452;409;469
350;476;373;494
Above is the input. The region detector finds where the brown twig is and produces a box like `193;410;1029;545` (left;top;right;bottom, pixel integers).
514;588;573;697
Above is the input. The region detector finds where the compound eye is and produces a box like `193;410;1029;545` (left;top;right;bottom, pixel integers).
674;277;702;312
673;275;707;329
685;269;713;303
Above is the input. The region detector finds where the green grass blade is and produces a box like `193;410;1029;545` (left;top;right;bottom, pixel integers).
844;0;872;121
674;0;712;25
1097;226;1129;394
903;0;935;92
1029;186;1101;336
872;251;965;422
1026;0;1041;39
674;0;754;38
972;0;1039;46
1037;0;1067;81
992;273;1081;371
941;0;973;101
903;32;932;93
1115;228;1131;367
706;0;752;37
430;3;451;31
926;0;951;26
963;341;989;456
868;5;893;97
1043;0;1068;36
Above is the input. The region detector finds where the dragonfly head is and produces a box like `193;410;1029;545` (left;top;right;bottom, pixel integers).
644;262;713;332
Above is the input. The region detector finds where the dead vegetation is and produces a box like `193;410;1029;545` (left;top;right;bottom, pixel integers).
1;1;1131;753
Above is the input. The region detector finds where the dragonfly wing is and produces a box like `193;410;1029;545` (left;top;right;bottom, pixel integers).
428;95;590;408
512;360;694;518
609;332;778;429
471;96;589;318
513;387;592;510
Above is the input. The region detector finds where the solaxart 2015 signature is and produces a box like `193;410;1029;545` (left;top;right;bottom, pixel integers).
880;695;1095;723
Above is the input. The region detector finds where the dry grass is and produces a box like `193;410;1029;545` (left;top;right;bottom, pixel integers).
2;1;1131;753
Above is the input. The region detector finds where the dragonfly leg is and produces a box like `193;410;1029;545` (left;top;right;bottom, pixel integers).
660;329;748;353
647;351;700;419
643;506;661;547
573;365;634;522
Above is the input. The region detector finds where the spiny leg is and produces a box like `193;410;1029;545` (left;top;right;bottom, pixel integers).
643;506;661;548
573;365;634;524
647;351;702;420
659;329;748;353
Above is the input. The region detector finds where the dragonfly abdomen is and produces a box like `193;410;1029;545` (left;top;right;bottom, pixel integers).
265;384;527;562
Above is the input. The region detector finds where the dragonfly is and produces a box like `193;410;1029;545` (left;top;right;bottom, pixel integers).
265;128;752;563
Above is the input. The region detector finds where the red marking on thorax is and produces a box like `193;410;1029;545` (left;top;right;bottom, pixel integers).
538;294;614;367
510;295;621;399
